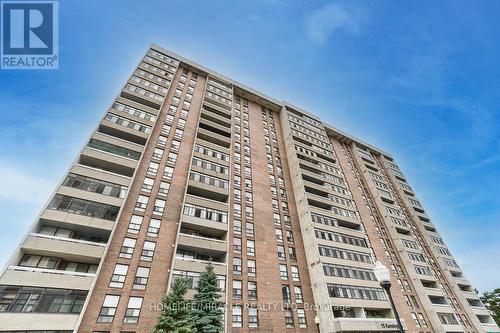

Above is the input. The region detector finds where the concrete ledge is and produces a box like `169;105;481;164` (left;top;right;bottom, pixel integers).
0;313;80;331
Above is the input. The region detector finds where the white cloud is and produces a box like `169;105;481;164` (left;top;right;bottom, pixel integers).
0;164;55;203
306;3;364;43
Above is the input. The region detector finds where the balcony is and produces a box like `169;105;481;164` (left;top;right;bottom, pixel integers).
204;92;232;111
0;265;94;290
70;164;131;188
99;115;150;145
0;313;80;331
178;234;227;256
203;100;232;118
197;128;231;148
187;173;229;203
173;257;227;276
57;185;123;208
79;133;143;178
39;209;114;232
21;233;105;262
201;107;231;128
182;195;228;237
424;287;446;298
114;95;159;120
120;84;164;110
332;318;407;332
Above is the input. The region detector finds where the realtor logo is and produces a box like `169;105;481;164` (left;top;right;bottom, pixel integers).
1;0;58;69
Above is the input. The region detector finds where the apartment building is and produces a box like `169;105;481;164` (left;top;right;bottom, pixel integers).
0;44;497;333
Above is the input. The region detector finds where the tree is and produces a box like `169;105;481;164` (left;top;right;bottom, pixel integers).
153;276;195;333
192;263;224;333
480;288;500;326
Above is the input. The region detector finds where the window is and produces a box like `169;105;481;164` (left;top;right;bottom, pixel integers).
280;264;288;280
167;152;178;164
39;226;72;238
233;203;242;217
87;139;141;160
124;297;143;323
63;173;126;198
246;222;254;237
275;228;283;241
158;181;170;195
234;189;242;201
97;295;120;322
284;309;294;328
135;195;149;212
414;265;432;276
273;213;281;226
63;262;97;274
282;285;291;303
233;257;242;275
291;266;300;282
110;264;128;288
133;267;150;290
48;195;119;221
232;305;242;327
183;203;228;223
294;286;303;304
119;238;136;259
152;148;164;160
189;171;228;189
233;238;242;254
247;259;256;277
147;219;161;237
277;245;285;260
288;243;296;258
247;240;255;256
153;199;166;214
438;313;458;325
141;241;156;261
164;166;174;179
248;307;258;328
141;177;155;192
318;245;372;263
157;135;167;146
171;140;181;152
327;284;387;301
245;191;253;204
233;219;242;234
147;162;159;175
19;254;57;269
0;286;86;313
248;281;257;300
322;263;375;281
233;280;242;299
128;215;143;234
297;308;307;328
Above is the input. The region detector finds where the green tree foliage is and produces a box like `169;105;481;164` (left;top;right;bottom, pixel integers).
153;276;195;333
480;288;500;326
192;263;224;333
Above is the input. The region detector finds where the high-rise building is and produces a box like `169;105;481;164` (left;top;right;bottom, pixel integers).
0;44;497;333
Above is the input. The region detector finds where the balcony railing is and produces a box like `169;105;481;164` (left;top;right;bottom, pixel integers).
8;265;96;277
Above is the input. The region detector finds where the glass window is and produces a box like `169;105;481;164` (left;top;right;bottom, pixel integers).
119;238;136;259
97;295;120;323
110;264;128;288
141;241;156;261
133;267;150;290
232;305;242;327
124;296;143;323
248;307;258;328
128;215;143;234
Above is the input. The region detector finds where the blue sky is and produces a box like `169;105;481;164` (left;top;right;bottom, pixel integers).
0;1;499;292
